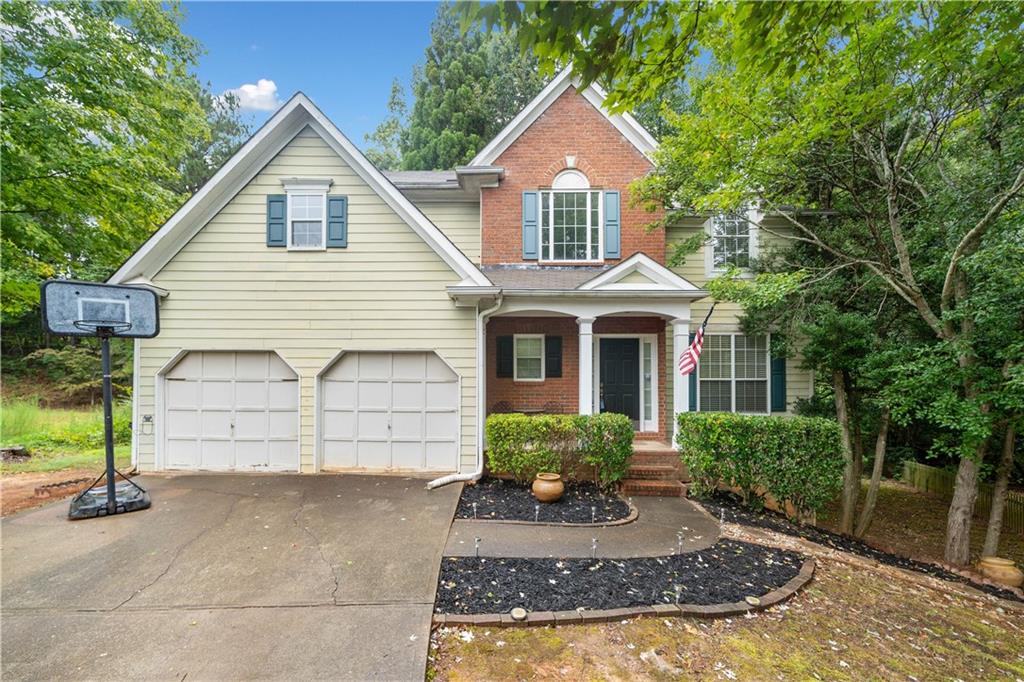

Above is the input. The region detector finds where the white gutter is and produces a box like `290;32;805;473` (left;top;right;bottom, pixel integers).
427;293;503;489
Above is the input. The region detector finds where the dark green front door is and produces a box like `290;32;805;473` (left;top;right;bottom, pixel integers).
600;338;640;427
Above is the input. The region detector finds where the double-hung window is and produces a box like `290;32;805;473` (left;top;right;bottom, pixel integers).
513;334;544;381
288;193;326;249
698;334;769;413
539;170;602;262
706;208;759;274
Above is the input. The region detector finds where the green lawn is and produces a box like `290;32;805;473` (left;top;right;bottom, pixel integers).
1;398;131;474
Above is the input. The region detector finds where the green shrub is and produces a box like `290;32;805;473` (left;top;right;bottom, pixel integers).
577;412;634;485
676;412;844;517
485;412;634;486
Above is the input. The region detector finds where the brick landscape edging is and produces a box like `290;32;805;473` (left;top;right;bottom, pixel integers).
433;557;816;627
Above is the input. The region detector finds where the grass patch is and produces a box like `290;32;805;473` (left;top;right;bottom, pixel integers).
1;398;131;474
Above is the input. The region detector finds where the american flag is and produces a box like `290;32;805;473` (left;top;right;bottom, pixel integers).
678;305;715;376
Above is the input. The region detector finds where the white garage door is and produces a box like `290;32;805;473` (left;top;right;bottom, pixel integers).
321;352;459;471
164;351;299;471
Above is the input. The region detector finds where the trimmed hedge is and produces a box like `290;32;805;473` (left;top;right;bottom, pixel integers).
676;412;844;517
485;412;634;487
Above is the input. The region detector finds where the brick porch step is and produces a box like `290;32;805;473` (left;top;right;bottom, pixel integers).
621;479;687;497
625;464;678;479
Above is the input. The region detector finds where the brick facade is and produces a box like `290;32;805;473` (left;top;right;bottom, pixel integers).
481;87;666;265
486;316;669;441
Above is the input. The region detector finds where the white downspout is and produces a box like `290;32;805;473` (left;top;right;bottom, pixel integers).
427;293;503;489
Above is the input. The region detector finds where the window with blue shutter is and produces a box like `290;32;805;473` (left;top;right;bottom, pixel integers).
522;191;539;260
266;195;286;247
326;196;347;248
603;190;621;259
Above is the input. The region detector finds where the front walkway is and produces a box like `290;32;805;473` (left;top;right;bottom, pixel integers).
1;474;461;681
444;496;719;558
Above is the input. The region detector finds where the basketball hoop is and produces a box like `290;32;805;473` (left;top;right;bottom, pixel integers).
73;320;133;336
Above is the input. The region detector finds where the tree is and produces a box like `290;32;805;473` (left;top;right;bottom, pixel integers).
1;0;208;324
168;84;251;196
399;2;546;170
364;78;407;171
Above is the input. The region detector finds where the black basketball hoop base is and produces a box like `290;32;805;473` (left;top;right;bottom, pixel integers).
69;469;151;519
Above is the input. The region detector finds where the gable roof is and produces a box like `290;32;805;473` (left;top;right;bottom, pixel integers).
110;94;491;287
577;253;701;292
468;66;659;167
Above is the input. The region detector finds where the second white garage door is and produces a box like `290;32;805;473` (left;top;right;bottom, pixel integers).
321;352;459;471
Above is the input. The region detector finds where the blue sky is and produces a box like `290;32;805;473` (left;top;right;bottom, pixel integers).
180;2;441;149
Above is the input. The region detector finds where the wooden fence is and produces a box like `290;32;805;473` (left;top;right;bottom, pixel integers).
902;461;1024;536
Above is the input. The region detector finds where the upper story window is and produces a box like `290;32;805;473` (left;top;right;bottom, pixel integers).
706;207;760;275
282;178;333;251
540;170;602;262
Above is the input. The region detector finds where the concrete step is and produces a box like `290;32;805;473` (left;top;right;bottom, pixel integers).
621;479;687;497
625;464;678;480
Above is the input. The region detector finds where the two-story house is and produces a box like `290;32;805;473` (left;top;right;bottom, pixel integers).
110;67;813;483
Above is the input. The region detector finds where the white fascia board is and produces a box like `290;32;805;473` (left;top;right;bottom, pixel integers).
110;93;491;287
468;66;659;167
577;253;700;291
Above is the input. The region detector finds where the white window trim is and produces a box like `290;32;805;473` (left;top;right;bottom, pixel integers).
283;178;332;252
695;332;771;415
704;206;761;278
539;189;604;264
513;334;545;382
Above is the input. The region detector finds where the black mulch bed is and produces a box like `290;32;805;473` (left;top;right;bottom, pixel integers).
456;478;631;524
700;492;1023;604
435;538;804;614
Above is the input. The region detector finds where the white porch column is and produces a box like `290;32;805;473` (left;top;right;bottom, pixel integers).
577;317;596;415
671;318;690;446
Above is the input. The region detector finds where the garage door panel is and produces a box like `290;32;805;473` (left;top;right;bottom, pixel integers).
234;382;268;409
424;441;458;469
391;441;423;469
323;380;356;409
392;382;424;410
322;410;355;439
166;380;198;408
357;381;388;409
201;381;233;408
320;351;459;472
391;412;422;439
166;410;199;437
163;351;298;472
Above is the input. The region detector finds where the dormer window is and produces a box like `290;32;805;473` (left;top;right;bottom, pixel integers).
540;170;602;262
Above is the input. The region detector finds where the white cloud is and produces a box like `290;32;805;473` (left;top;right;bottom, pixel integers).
222;79;281;112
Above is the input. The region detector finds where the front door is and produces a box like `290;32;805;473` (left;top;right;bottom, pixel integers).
600;338;640;427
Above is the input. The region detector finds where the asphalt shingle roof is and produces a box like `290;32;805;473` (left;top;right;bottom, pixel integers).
481;265;608;290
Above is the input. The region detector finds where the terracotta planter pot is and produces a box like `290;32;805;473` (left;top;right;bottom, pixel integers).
532;472;564;503
978;556;1024;588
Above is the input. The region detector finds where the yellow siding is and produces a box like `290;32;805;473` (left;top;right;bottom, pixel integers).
664;217;815;415
416;201;481;264
136;127;477;473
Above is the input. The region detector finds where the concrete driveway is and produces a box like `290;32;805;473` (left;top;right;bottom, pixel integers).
1;473;461;681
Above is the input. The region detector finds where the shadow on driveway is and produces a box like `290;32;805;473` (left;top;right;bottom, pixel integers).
1;473;461;681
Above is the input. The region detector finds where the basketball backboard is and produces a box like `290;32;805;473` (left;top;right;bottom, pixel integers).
41;280;159;338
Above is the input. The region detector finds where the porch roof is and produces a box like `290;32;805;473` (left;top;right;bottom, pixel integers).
481;265;606;290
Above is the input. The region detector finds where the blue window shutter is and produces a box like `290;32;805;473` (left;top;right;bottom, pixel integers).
688;332;697;411
327;196;348;248
522;191;538;260
603;190;621;259
771;354;787;412
266;195;286;247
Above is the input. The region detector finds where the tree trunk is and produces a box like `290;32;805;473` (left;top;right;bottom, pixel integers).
834;370;857;535
982;423;1017;557
855;408;890;539
944;439;987;566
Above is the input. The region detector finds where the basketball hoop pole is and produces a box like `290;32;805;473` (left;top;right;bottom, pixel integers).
98;327;117;515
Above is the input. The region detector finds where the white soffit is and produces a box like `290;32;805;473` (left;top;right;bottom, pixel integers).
109;93;490;287
467;66;659;167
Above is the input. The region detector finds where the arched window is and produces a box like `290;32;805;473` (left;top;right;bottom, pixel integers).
541;170;601;261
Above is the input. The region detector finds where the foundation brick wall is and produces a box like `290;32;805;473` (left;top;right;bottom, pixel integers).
486;316;669;441
481;86;666;265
